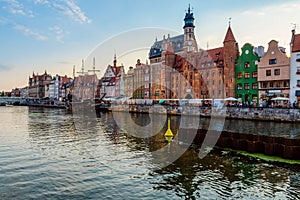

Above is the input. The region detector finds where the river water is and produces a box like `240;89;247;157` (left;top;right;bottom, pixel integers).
0;106;299;199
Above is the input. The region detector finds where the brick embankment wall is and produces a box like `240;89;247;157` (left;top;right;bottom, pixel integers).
178;129;300;160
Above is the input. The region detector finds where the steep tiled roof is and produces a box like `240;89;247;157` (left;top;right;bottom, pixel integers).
292;34;300;52
149;34;184;59
207;47;224;62
223;26;236;43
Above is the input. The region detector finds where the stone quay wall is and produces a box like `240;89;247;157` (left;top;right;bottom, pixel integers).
111;104;300;122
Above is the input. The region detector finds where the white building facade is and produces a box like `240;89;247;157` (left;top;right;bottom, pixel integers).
290;30;300;106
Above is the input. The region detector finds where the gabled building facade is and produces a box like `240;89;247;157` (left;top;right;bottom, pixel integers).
28;71;52;98
133;59;150;99
235;43;260;105
99;55;125;98
258;40;290;104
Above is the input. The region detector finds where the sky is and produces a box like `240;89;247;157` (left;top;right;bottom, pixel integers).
0;0;300;91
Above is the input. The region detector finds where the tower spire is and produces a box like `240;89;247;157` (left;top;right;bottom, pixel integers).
188;4;191;13
113;52;117;67
229;17;232;27
223;23;236;43
73;65;75;78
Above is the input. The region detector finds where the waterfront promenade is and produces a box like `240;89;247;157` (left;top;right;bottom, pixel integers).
110;103;300;122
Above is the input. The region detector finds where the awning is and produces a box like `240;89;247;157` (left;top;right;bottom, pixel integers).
158;100;165;104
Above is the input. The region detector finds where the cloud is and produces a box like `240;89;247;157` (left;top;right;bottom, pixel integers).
34;0;91;24
49;26;68;43
14;24;48;41
1;0;34;17
63;0;91;24
33;0;49;4
0;63;13;71
0;17;8;25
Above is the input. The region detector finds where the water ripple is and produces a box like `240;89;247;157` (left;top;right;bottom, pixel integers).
0;107;299;199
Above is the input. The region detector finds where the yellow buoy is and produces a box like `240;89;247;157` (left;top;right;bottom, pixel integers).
164;118;173;137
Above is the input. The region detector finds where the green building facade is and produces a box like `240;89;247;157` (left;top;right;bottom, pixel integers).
235;43;260;106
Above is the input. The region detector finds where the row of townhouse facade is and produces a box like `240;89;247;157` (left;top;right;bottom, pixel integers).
98;5;300;106
234;32;300;107
28;71;73;100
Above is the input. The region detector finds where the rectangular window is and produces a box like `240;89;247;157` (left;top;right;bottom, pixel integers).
244;62;250;68
296;54;300;62
297;80;300;86
237;84;242;90
274;69;280;76
244;83;250;90
266;70;271;76
252;83;258;90
275;81;281;87
269;82;274;88
262;82;268;88
284;81;289;87
252;71;258;78
237;72;242;79
244;72;250;79
269;59;277;65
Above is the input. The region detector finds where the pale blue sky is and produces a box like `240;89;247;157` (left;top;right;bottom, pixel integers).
0;0;299;90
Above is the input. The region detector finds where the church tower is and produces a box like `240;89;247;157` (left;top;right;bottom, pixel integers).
223;20;239;97
183;4;198;53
